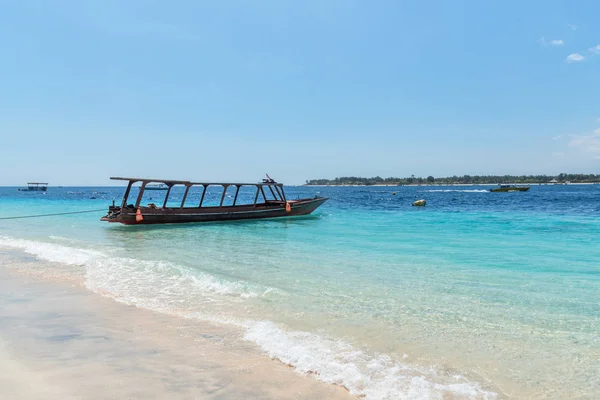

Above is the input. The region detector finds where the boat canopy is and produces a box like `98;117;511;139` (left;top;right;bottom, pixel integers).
110;177;287;209
110;177;283;187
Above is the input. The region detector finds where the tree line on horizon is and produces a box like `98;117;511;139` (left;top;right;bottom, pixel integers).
305;173;600;185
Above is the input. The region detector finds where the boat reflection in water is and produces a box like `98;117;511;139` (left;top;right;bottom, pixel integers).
101;176;328;225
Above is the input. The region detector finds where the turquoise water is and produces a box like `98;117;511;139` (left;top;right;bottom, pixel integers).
1;185;599;399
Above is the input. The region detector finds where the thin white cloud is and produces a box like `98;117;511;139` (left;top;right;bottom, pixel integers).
565;53;585;63
568;129;600;155
589;45;600;54
553;135;563;140
568;24;578;31
540;37;564;47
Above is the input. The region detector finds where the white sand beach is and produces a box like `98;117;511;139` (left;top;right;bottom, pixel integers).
0;252;351;400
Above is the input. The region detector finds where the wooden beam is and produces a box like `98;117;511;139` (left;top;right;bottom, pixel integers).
199;185;207;207
260;186;267;202
134;182;147;208
253;186;260;206
267;185;277;200
180;185;190;208
162;184;173;208
274;185;284;201
121;180;134;208
219;185;229;207
232;185;240;206
280;186;287;202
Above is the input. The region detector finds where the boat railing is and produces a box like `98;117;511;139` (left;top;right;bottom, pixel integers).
25;182;48;191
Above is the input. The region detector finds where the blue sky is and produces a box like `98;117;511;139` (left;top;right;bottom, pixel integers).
1;0;599;185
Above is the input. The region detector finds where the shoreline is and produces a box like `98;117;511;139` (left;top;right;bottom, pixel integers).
0;244;506;400
0;252;352;400
303;182;600;187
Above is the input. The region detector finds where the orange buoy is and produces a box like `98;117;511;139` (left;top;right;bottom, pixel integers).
136;208;144;222
285;202;291;212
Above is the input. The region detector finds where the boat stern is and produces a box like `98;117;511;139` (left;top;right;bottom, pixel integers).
101;203;122;222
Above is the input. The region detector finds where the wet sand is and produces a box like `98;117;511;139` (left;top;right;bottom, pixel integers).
0;258;351;399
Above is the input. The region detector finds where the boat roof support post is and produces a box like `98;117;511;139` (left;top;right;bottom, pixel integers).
121;180;134;208
199;185;207;207
219;185;229;207
253;186;260;206
232;185;240;206
260;186;267;202
280;185;287;202
273;185;285;201
162;184;173;208
134;182;147;208
267;185;277;201
180;184;191;208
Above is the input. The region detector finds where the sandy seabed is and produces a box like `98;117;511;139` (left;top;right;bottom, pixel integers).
0;252;351;400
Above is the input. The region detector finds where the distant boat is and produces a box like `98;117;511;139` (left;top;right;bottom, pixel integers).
19;182;48;192
490;185;530;193
145;183;168;190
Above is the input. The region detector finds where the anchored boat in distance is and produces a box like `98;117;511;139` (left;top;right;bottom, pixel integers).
490;184;530;192
101;176;328;225
145;183;168;190
19;182;48;192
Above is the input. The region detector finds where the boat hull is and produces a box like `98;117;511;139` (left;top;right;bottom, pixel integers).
101;197;328;225
20;188;47;192
490;187;530;192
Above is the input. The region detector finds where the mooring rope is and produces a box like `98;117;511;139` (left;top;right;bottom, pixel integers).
0;209;106;220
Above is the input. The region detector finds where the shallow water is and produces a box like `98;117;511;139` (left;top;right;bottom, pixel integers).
0;258;351;400
1;184;599;399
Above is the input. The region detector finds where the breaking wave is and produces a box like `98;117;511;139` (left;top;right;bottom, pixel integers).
0;236;273;300
0;235;497;399
244;321;497;399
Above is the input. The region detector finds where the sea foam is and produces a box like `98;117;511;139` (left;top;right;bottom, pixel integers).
0;236;497;400
0;236;101;266
0;236;270;300
244;320;497;400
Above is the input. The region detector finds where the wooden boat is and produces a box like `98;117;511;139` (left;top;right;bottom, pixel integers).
489;185;530;192
19;182;48;192
101;176;328;225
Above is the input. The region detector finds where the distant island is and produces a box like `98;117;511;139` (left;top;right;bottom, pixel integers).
305;174;600;186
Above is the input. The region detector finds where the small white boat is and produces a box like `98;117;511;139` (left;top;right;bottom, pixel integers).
145;183;168;191
20;182;48;192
